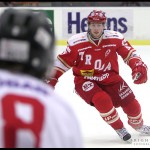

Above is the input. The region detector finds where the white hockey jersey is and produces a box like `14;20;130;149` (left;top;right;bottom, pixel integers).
0;70;83;148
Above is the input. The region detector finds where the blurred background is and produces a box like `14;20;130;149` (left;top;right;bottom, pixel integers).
0;2;150;7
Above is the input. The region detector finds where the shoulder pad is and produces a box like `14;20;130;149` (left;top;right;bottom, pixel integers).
103;30;124;39
67;32;88;46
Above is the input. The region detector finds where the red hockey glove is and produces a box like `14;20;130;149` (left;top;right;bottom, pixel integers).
45;67;64;88
129;60;148;84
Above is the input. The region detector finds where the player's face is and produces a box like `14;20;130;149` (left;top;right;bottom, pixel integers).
89;22;105;38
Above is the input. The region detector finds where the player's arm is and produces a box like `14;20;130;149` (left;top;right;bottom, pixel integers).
45;57;71;88
45;34;82;88
117;37;148;84
45;43;77;88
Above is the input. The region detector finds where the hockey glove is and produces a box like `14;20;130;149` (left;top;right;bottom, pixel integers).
45;67;64;88
130;60;148;84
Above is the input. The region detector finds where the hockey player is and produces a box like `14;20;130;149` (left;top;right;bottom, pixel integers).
45;10;150;142
0;9;83;148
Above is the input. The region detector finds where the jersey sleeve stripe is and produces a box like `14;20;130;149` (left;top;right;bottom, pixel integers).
57;56;71;69
124;49;136;63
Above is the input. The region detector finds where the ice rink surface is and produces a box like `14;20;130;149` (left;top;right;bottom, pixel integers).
54;45;150;148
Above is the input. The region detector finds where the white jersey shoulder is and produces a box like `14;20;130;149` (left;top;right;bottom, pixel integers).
67;32;88;46
0;70;82;148
103;30;124;39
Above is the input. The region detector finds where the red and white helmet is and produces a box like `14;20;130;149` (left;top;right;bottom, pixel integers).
87;10;107;24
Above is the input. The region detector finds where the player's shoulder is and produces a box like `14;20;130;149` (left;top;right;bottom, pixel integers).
103;29;124;39
67;32;88;46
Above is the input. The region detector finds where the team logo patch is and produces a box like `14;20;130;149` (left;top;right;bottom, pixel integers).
82;81;94;92
118;82;128;92
80;69;94;76
118;82;133;100
105;49;111;57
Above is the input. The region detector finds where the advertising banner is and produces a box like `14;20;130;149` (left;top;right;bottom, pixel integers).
32;9;55;35
62;8;133;40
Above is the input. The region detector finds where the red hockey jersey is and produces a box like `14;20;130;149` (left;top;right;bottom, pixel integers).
54;30;136;85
